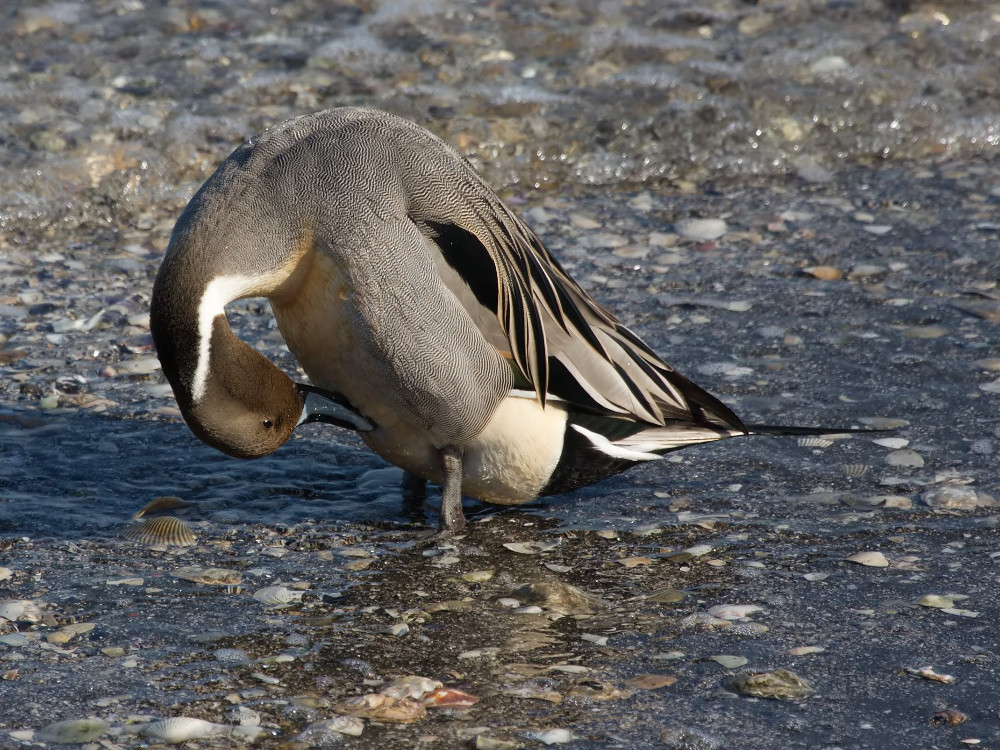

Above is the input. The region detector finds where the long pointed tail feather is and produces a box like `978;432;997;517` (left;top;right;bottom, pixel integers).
746;424;892;437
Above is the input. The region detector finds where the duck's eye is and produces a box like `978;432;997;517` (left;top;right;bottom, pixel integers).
262;419;274;430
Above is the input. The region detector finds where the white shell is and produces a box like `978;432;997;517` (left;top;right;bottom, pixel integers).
141;717;228;743
379;675;443;700
252;585;302;605
707;604;763;620
36;719;109;744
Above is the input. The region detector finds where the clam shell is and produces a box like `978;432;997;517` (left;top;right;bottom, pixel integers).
133;495;192;520
140;717;228;743
36;719;109;744
124;516;196;547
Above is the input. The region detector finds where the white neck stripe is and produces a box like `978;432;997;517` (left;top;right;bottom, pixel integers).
192;275;260;402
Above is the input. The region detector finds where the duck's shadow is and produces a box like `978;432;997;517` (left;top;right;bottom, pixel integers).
0;409;619;540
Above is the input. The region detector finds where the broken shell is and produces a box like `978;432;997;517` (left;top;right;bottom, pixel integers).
124;516;196;547
423;687;480;708
918;594;955;609
173;566;242;586
511;581;604;615
531;728;575;745
133;495;192;520
252;585;302;605
333;693;426;723
295;716;365;741
379;675;443;700
843;464;872;478
931;708;968;726
707;604;762;620
906;666;955;684
36;719;110;744
140;717;228;744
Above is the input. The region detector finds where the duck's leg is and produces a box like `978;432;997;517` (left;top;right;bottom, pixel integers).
438;445;466;533
401;471;427;520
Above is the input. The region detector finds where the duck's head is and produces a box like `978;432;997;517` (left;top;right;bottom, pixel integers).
149;169;372;459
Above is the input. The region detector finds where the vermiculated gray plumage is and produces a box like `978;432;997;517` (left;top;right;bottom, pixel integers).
152;107;880;532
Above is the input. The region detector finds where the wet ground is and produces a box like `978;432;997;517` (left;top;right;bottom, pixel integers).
2;0;1000;748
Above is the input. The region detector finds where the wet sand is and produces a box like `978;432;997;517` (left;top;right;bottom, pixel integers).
2;1;1000;747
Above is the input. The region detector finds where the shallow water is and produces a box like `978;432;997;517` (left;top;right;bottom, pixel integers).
2;0;1000;747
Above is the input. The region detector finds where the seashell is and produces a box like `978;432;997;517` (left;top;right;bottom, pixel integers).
252;585;302;606
530;728;576;745
133;495;192;520
842;464;872;478
295;716;365;741
36;718;109;744
124;516;195;546
423;687;480;708
502;540;560;555
846;551;889;568
333;693;427;723
707;604;762;621
379;675;443;700
0;600;29;622
141;717;229;744
797;436;833;448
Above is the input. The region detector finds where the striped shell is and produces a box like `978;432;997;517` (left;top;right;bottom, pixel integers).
133;495;192;520
140;718;228;743
842;464;872;479
797;436;834;448
124;516;196;546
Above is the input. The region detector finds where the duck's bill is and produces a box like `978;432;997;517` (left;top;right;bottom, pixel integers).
296;384;374;432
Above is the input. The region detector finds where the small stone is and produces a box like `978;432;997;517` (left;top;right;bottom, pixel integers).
674;218;727;240
729;669;814;700
810;55;850;74
903;325;948;339
804;265;842;280
788;646;825;656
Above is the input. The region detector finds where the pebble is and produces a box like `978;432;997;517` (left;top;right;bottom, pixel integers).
531;728;575;745
902;325;949;339
804;265;842;280
810;56;850;74
674;218;728;240
707;604;762;620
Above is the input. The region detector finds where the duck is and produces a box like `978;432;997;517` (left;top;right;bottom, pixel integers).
151;107;869;533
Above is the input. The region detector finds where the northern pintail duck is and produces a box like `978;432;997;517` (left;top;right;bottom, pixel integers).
151;107;867;533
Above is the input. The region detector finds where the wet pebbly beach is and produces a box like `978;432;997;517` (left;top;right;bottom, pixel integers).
2;1;1000;748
